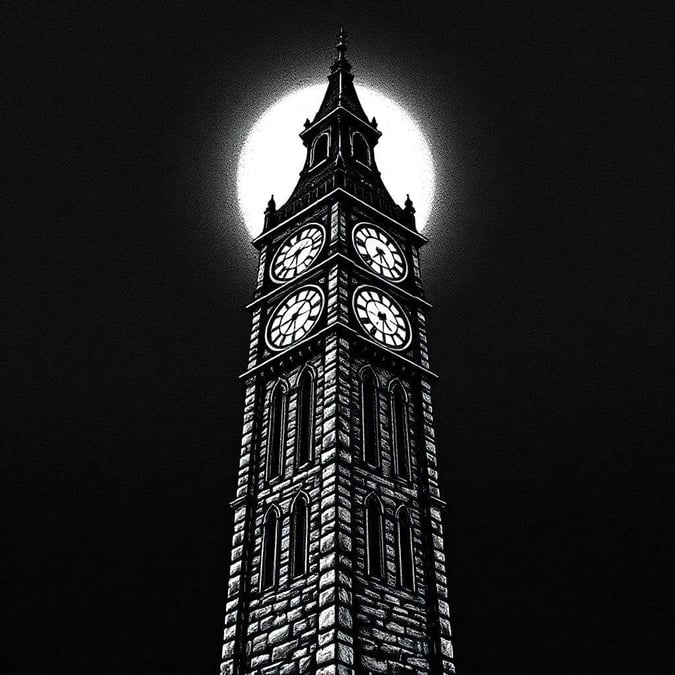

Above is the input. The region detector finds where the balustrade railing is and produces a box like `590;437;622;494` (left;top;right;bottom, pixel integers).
276;173;403;224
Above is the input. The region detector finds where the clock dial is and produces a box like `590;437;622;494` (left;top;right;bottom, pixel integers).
352;223;407;281
266;285;324;350
271;224;325;282
353;286;411;350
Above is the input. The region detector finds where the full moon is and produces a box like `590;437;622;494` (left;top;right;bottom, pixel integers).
237;83;435;237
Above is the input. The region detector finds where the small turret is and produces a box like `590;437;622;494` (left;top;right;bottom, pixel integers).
403;194;417;230
263;195;277;231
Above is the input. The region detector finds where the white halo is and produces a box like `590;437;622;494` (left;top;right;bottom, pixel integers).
237;83;434;236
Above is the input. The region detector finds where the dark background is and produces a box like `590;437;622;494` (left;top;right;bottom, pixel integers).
3;2;672;674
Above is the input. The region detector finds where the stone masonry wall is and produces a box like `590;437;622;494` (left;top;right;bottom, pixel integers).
242;352;325;675
348;355;435;675
222;192;455;674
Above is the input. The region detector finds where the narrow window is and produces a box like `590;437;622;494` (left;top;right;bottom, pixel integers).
262;508;280;590
361;370;379;466
365;495;384;579
268;385;286;479
391;384;410;479
290;496;309;578
296;371;314;467
397;507;415;590
352;132;370;165
312;133;329;166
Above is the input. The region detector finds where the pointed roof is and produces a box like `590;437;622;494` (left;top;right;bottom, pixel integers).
311;28;370;125
255;30;429;241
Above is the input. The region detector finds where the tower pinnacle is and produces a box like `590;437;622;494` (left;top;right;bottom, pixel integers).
331;26;351;73
336;26;347;57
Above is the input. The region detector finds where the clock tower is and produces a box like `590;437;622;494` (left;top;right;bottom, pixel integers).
221;30;455;675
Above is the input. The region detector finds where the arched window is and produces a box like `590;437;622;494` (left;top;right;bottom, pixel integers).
311;133;329;166
296;370;314;467
352;132;370;166
361;369;379;467
261;507;281;590
365;494;384;579
391;383;410;479
267;384;286;480
396;506;415;590
290;495;309;578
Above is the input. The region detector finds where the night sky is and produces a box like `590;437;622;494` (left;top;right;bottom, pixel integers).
3;2;671;674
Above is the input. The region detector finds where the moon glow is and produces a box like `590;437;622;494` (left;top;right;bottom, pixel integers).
237;83;435;237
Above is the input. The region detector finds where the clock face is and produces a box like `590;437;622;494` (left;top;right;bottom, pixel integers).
353;286;412;350
352;223;407;281
271;224;325;282
266;285;324;350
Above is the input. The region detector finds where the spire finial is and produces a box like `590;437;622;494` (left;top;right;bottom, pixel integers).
331;26;351;73
336;26;347;60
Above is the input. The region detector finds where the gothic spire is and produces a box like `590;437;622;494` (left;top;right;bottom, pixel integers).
308;27;370;126
283;30;399;225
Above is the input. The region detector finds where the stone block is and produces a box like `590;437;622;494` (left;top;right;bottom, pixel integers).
362;655;387;673
252;633;267;653
319;606;335;630
316;643;336;664
269;625;290;646
250;653;270;668
273;640;296;661
320;587;336;607
440;637;454;658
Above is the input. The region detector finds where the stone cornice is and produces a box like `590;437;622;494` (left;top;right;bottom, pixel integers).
252;187;427;248
239;322;438;381
245;252;432;312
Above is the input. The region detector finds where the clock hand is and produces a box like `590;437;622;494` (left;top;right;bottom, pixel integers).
289;305;311;332
287;312;302;334
377;310;392;330
279;310;299;331
292;243;311;264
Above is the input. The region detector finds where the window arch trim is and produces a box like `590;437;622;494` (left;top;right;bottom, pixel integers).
395;505;416;591
351;130;371;167
364;492;385;580
295;366;316;469
389;380;411;479
310;131;330;169
289;492;310;579
266;380;288;481
261;504;282;591
359;367;380;468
